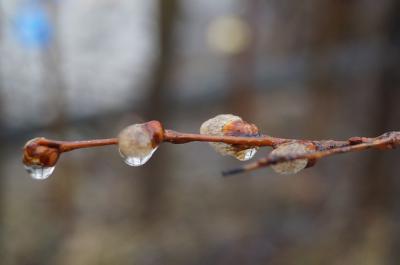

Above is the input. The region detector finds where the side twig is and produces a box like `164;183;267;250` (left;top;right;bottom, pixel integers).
222;131;400;176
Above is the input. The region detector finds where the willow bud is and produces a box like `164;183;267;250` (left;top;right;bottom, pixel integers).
23;137;60;167
200;114;259;161
270;142;314;174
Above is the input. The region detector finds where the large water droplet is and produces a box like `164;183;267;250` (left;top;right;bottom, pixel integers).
119;146;158;166
24;164;55;180
235;148;257;161
118;123;160;167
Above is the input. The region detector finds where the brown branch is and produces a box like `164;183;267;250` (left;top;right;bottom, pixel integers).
22;120;399;176
31;133;281;153
39;138;118;152
163;130;285;146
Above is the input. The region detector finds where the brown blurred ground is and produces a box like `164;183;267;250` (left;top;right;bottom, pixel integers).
0;0;400;264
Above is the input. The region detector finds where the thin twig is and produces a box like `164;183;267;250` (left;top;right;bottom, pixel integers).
163;130;286;146
37;138;118;152
222;131;400;176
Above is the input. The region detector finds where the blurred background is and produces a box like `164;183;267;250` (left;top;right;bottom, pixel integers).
0;0;400;264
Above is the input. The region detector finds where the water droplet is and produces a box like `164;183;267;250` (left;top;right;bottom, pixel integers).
24;164;55;180
118;123;159;167
235;148;257;161
119;146;158;167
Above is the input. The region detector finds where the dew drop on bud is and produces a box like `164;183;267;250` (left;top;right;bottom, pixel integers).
118;123;159;167
119;147;158;166
24;165;55;180
270;142;309;175
235;147;257;161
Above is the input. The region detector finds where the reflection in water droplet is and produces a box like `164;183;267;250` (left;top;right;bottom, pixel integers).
235;148;257;161
24;165;55;180
119;147;158;167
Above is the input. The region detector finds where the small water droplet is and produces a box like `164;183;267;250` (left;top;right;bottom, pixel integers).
236;148;257;161
119;147;158;166
24;164;55;180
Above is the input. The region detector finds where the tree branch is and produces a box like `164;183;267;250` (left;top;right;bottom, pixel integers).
22;120;399;176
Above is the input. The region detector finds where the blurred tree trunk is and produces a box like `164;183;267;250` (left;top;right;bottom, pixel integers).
226;1;262;119
42;0;76;237
0;2;5;259
385;2;400;263
358;1;400;263
305;0;355;137
138;0;179;224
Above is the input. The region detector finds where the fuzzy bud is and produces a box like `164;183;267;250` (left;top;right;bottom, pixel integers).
22;137;60;167
270;142;313;174
200;114;259;161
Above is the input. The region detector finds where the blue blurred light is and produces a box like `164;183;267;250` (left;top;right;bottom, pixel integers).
14;4;52;49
